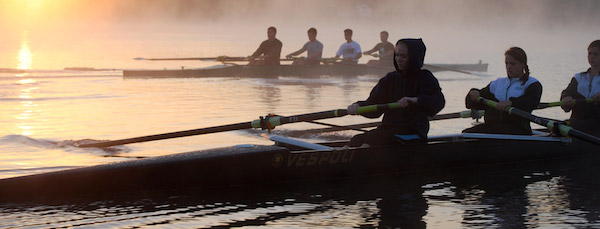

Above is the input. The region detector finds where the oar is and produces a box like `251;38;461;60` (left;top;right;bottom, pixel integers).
134;56;248;61
423;64;490;77
536;98;593;109
289;110;485;134
299;120;367;132
477;97;600;146
329;60;488;77
77;103;402;148
134;56;295;62
364;53;380;58
270;112;368;132
431;110;484;121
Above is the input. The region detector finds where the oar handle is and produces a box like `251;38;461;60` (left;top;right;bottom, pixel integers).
356;102;400;114
250;102;401;130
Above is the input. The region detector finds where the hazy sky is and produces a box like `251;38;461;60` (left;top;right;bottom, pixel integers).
0;0;598;69
2;0;598;31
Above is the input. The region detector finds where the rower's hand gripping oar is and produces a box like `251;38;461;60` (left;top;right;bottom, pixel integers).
477;97;600;146
77;102;402;148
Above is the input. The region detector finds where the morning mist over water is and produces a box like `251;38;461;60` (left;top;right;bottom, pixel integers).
0;0;598;70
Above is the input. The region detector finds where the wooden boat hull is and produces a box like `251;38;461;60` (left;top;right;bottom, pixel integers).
0;136;595;203
122;63;488;78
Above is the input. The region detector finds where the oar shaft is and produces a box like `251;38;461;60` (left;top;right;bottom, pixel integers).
77;122;254;148
135;57;248;61
536;98;593;109
430;110;483;120
293;110;483;134
477;97;600;146
136;57;295;62
79;103;400;148
423;64;473;75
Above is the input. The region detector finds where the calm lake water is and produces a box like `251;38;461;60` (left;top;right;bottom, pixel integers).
1;42;599;227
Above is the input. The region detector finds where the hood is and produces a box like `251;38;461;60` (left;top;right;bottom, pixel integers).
394;38;426;76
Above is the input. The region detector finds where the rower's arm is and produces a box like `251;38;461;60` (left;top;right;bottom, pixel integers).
251;41;267;58
415;73;445;116
466;84;493;110
355;52;362;60
287;48;306;57
363;45;377;55
560;77;583;112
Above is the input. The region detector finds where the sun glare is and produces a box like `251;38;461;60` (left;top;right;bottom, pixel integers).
17;32;33;70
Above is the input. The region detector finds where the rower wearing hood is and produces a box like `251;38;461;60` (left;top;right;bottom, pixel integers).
347;38;445;147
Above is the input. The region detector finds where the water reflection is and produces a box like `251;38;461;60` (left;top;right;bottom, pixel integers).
3;162;600;228
14;78;38;136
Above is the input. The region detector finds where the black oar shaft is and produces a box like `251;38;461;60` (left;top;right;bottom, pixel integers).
79;110;344;148
536;98;593;109
293;110;483;134
77;122;253;148
135;56;248;61
478;97;600;146
78;103;402;148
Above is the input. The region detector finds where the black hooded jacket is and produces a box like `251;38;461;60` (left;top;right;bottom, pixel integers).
356;39;445;139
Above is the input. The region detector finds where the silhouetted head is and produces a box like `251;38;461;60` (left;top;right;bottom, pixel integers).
344;29;353;42
307;27;317;42
267;27;277;40
588;40;600;69
504;47;530;84
588;40;600;50
380;31;389;43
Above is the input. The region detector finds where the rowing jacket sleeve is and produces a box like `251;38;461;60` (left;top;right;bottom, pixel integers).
356;73;392;118
560;77;582;112
251;40;268;58
509;82;542;112
416;72;445;117
465;84;494;110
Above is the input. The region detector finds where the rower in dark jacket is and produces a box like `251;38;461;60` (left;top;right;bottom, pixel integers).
464;47;542;135
560;40;600;136
347;38;445;147
249;27;282;66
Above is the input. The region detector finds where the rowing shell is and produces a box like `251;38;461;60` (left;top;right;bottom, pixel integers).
122;62;488;78
0;133;595;203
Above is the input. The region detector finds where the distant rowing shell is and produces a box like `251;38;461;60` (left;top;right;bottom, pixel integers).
122;62;488;78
